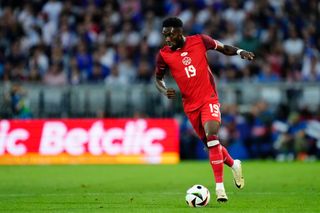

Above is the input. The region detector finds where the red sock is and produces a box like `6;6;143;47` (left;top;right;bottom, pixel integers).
221;145;234;167
208;144;224;183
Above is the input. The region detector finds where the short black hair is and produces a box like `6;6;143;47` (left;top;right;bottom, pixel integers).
162;17;183;28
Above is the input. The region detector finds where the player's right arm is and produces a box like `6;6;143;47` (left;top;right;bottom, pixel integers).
154;53;176;99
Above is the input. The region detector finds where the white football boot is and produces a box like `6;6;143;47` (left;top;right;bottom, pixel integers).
216;189;228;202
232;159;244;189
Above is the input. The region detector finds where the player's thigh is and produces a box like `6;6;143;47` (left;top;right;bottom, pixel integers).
185;110;206;141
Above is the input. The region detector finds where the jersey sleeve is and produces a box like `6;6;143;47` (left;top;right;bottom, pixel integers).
200;34;218;50
155;52;168;79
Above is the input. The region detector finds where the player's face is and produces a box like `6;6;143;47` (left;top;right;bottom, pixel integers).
162;27;183;50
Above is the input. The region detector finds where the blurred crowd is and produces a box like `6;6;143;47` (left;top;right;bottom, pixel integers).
180;101;320;161
0;0;320;85
1;0;320;161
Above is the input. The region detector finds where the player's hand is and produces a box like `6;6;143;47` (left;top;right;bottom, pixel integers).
166;88;176;99
240;51;255;60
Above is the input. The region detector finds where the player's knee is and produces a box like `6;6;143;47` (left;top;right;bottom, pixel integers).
204;121;220;137
206;134;220;148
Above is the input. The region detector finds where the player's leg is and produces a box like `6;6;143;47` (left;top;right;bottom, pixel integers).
185;110;227;202
203;120;228;202
220;145;244;188
201;103;244;189
201;101;229;202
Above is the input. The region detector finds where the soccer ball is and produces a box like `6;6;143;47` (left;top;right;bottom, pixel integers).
185;184;210;207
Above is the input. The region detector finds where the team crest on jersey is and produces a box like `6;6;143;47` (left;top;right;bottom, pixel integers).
182;57;192;65
180;52;188;56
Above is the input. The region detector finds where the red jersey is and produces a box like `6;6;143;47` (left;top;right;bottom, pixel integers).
155;34;219;112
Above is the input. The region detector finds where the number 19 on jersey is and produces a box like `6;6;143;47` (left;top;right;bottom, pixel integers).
185;65;197;78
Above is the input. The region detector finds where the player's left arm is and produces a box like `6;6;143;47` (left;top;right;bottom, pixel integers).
200;34;255;60
215;40;255;60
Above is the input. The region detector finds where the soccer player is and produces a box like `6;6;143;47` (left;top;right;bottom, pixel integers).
154;17;255;202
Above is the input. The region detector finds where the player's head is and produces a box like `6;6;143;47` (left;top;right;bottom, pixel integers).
162;17;184;50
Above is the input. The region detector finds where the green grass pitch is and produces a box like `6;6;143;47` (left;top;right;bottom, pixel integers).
0;161;319;212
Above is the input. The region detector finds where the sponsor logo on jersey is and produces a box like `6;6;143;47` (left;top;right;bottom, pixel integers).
182;57;192;65
180;52;188;56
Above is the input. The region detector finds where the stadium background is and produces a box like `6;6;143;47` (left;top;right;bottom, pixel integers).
0;0;320;162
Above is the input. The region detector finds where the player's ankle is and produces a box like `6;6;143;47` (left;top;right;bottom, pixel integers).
231;159;240;170
215;182;225;191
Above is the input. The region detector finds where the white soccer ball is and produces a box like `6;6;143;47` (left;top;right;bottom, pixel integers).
185;184;210;207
